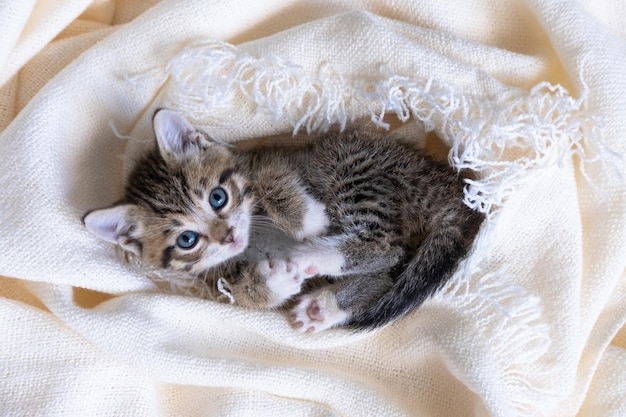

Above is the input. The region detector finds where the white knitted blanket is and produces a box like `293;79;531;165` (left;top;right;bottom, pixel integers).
1;1;624;416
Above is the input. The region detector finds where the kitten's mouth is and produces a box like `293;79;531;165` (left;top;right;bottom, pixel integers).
228;232;247;253
228;215;250;253
230;238;244;251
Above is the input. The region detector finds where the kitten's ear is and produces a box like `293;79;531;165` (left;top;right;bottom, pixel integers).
83;205;142;256
152;109;212;163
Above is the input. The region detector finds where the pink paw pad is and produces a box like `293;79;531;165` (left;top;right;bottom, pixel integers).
304;265;319;276
290;300;323;333
288;290;348;334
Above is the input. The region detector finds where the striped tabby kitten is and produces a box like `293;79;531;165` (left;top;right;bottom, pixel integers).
84;109;484;332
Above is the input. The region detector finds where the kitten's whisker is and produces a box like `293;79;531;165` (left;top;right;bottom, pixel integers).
249;214;290;235
250;193;271;208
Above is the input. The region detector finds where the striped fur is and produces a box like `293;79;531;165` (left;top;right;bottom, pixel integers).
84;110;484;332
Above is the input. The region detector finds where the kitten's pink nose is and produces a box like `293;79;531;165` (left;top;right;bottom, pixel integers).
221;228;234;244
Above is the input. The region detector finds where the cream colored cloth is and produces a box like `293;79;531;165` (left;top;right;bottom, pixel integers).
1;1;625;416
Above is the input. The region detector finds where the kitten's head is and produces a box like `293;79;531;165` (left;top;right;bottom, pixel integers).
84;109;254;275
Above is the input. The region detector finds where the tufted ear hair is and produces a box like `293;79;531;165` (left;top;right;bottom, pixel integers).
83;204;142;256
152;109;213;163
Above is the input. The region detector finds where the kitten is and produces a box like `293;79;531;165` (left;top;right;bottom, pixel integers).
84;109;484;332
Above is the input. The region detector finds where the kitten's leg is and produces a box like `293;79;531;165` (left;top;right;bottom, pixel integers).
294;194;330;241
288;235;404;278
290;287;348;333
260;257;305;304
290;272;393;333
227;258;304;309
255;169;329;241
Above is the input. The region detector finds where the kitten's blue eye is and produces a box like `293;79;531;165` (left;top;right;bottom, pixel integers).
209;187;228;210
176;230;198;249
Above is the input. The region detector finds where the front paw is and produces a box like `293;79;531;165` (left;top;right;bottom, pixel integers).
288;248;344;278
295;197;330;241
289;289;348;333
260;258;304;302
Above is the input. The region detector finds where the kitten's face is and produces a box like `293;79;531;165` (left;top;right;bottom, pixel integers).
84;110;255;275
126;153;253;274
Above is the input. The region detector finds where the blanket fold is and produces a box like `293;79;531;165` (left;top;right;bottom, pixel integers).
1;1;624;416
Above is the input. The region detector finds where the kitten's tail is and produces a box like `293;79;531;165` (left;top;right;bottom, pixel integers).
347;211;484;331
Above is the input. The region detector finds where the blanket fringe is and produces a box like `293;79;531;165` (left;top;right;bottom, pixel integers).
127;40;615;223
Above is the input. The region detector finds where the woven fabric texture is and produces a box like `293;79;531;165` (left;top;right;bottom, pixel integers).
0;1;624;416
